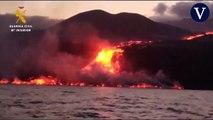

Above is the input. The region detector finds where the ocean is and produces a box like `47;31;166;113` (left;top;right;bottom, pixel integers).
0;85;212;119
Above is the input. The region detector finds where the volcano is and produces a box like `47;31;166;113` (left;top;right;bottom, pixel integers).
0;10;213;90
58;10;192;41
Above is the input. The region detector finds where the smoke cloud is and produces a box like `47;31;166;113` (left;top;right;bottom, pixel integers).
153;3;167;15
152;2;213;19
150;2;213;32
81;65;180;88
170;2;213;18
14;22;110;83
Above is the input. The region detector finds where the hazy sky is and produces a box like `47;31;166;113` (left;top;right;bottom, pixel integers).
0;1;177;19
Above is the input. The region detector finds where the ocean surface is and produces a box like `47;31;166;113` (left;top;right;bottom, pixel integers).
0;85;213;119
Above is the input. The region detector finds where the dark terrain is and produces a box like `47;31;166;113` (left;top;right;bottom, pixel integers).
122;35;213;90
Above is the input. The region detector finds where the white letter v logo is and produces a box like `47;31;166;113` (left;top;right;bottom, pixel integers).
193;7;206;20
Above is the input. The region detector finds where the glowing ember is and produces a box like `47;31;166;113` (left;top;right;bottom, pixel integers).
68;83;86;86
79;83;85;87
0;77;183;89
172;84;184;90
0;76;59;85
115;40;153;48
0;79;9;84
117;84;123;88
183;32;213;41
33;79;45;85
129;84;159;89
205;32;213;35
12;78;30;85
29;76;58;85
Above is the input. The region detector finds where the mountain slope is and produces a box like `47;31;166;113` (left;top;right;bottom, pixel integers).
159;18;213;32
57;10;192;41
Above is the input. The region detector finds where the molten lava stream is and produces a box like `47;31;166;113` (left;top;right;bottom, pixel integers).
183;32;213;41
7;76;60;86
0;79;9;84
82;47;124;74
0;43;184;90
95;48;123;74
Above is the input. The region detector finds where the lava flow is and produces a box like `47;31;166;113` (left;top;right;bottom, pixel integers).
10;76;60;85
0;40;183;89
82;47;123;74
183;32;213;41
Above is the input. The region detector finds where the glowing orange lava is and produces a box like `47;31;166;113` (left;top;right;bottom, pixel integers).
115;40;153;48
129;84;159;89
4;76;59;85
29;76;58;85
82;47;123;74
0;77;183;89
0;79;9;84
95;48;123;73
0;41;184;90
183;32;213;40
172;84;184;90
